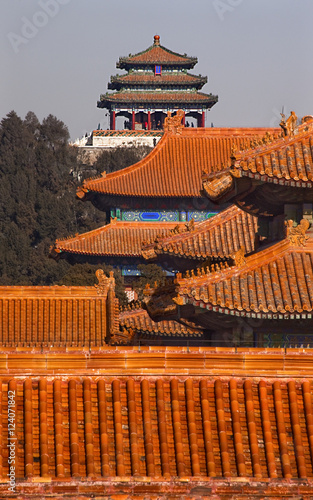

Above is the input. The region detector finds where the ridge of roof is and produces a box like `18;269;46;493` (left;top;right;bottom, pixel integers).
142;205;258;261
77;127;280;200
51;219;185;258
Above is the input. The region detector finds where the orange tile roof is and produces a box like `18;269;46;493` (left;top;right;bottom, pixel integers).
172;235;313;319
77;127;279;200
142;205;258;261
0;278;118;347
203;121;313;203
99;90;216;105
2;372;313;491
51;220;185;259
231;120;313;185
118;306;203;342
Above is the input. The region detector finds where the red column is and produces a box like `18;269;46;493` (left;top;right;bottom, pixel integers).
201;111;205;127
110;111;116;130
148;111;151;130
132;111;135;130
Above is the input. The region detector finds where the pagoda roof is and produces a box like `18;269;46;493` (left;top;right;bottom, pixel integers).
77;127;279;202
2;363;313;492
203;118;313;204
116;35;197;69
109;72;207;90
0;276;118;347
51;219;185;259
142;205;258;261
145;229;313;322
98;90;217;107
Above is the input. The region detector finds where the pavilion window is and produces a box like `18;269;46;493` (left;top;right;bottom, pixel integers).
155;65;162;75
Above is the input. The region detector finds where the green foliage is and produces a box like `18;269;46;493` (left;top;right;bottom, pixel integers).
134;264;166;300
0;110;105;285
0;110;151;301
92;145;152;176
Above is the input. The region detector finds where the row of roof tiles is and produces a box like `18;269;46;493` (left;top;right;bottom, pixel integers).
51;220;183;258
78;127;278;199
109;72;207;86
2;375;313;481
99;90;216;104
142;205;258;261
174;236;313;317
0;282;119;347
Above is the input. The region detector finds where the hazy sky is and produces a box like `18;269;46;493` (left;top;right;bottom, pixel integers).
1;0;313;140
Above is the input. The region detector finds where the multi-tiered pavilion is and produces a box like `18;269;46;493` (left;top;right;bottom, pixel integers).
98;35;218;131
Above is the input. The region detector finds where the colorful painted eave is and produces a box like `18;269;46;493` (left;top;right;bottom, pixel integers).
203;120;313;202
174;235;313;318
50;220;185;259
77;127;279;200
142;205;258;261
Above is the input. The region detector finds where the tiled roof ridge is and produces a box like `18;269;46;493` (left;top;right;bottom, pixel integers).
110;71;206;82
78;127;280;192
142;205;258;262
51;220;184;259
176;237;302;285
233;120;313;161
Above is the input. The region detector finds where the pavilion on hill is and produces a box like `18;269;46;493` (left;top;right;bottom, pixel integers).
98;35;218;130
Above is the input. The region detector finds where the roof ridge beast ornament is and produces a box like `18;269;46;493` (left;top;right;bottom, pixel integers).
285;219;310;246
280;111;298;137
163;109;185;135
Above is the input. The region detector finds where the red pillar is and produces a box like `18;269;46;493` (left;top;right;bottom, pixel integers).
201;111;205;128
132;111;135;130
110;111;116;130
148;111;151;130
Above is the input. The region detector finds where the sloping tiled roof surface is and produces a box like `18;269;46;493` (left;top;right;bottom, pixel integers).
119;306;202;338
78;127;279;199
99;91;215;104
2;370;313;488
0;284;118;347
142;205;258;261
110;72;206;86
176;237;313;318
51;220;184;258
117;38;196;67
231;121;313;187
